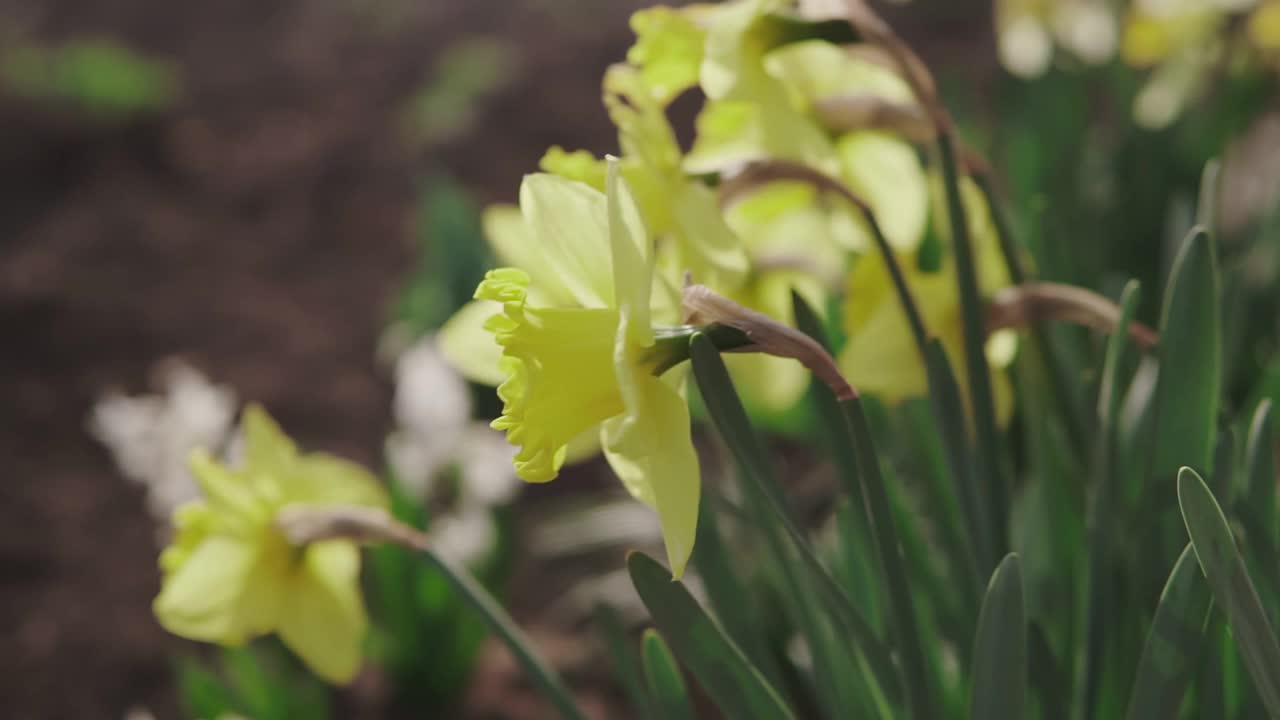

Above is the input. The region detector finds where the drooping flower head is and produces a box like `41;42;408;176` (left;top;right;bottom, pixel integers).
474;160;701;577
153;405;388;683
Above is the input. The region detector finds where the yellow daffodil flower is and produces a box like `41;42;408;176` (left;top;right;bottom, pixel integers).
153;405;388;684
476;161;700;577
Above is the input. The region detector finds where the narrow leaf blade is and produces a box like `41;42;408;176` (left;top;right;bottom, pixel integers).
1178;467;1280;714
969;554;1026;720
1124;544;1212;720
627;551;795;720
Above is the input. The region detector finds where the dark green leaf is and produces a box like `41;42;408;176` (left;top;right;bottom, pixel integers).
641;630;694;720
1082;280;1141;713
689;333;900;703
627;552;795;720
1178;467;1280;714
1153;227;1221;480
969;554;1026;720
841;397;941;719
693;486;783;688
1242;400;1279;625
937;132;1010;562
1125;544;1212;720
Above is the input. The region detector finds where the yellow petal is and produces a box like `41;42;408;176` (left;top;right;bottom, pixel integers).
603;371;700;578
153;535;259;643
1250;2;1280;51
564;424;605;465
837;131;928;253
242;404;299;475
439;299;507;386
478;269;626;482
538;147;607;191
289;455;389;509
670;182;750;289
764;40;914;106
277;541;368;684
607;158;654;346
519;174;616;309
839;253;955;402
188;450;268;527
627;5;706;105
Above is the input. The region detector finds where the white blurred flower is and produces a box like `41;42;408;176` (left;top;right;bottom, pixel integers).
388;336;473;497
1000;15;1054;78
87;362;237;526
388;334;524;567
431;506;500;567
1054;2;1119;65
455;424;519;506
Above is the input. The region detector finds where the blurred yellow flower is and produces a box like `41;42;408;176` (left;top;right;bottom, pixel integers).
476;162;701;577
153;405;388;684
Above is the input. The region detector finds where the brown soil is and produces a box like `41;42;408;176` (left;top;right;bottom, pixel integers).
0;1;648;716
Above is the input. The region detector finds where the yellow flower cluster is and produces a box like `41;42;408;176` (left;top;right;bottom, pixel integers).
439;0;1016;578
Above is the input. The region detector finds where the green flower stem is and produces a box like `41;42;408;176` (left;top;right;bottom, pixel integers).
937;131;1009;560
420;549;587;720
973;171;1089;456
841;396;941;720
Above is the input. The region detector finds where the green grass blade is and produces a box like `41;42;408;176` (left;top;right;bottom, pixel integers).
1178;467;1280;714
937;132;1009;560
641;630;695;720
969;554;1026;720
1242;400;1279;625
1081;280;1141;714
1153;227;1221;480
841;396;941;720
924;338;992;580
627;552;795;720
1124;544;1212;720
593;604;656;719
689;333;901;702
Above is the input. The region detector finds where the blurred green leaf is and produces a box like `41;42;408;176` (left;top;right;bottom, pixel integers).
1082;280;1141;712
692;486;784;689
937;132;1010;564
1;39;178;117
177;657;243;720
1124;544;1211;720
1153;228;1222;480
924;338;991;584
840;396;940;719
627;552;795;720
969;554;1026;720
1241;400;1279;624
1178;467;1280;714
641;630;695;720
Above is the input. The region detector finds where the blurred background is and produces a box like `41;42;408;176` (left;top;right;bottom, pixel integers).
3;0;1276;717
